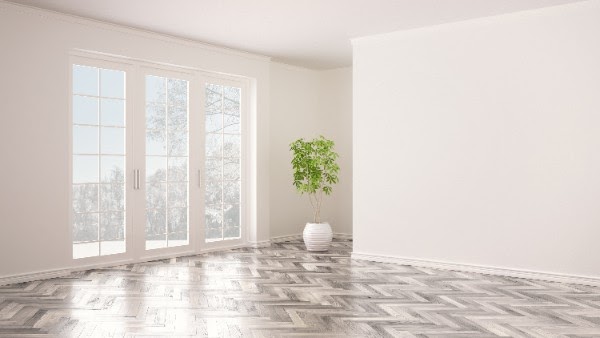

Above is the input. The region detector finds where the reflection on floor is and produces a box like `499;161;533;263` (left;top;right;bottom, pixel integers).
1;239;600;337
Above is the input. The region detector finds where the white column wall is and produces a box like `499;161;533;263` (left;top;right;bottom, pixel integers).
352;1;600;278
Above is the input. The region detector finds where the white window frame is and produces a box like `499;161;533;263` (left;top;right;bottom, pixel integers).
69;54;135;266
199;74;250;251
136;65;198;260
68;50;252;266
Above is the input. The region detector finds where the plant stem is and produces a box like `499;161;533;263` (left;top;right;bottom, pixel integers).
308;193;318;223
315;190;322;223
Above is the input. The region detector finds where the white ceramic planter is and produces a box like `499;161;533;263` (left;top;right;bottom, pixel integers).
303;222;333;251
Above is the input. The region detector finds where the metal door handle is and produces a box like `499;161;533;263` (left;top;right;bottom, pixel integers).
133;169;140;190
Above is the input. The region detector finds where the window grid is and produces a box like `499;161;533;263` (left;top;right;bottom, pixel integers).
205;83;241;242
145;76;189;250
72;64;126;259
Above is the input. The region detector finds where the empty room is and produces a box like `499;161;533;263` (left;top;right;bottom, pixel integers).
1;0;600;336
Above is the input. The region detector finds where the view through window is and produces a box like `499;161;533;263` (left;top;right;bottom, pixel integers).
205;83;242;241
145;75;190;249
72;64;126;259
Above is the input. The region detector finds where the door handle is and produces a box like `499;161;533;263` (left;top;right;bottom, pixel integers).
198;169;202;187
133;169;140;190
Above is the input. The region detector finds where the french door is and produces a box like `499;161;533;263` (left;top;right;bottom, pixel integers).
202;78;245;248
136;68;197;258
70;54;247;263
70;58;133;261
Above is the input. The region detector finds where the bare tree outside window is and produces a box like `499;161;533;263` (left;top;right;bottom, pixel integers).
72;65;126;258
205;83;241;241
145;76;189;249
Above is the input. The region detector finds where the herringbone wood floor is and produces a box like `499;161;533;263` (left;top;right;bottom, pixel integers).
1;239;600;337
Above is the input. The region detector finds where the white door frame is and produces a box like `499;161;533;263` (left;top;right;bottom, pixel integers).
197;74;250;251
69;51;251;268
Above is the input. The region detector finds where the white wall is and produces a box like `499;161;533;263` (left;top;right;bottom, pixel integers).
269;63;352;238
353;1;600;278
319;68;353;236
0;2;271;279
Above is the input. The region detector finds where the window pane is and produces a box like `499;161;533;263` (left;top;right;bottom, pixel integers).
73;212;99;242
223;134;240;158
205;181;222;205
73;184;98;213
73;242;99;259
146;236;166;250
101;155;124;183
205;205;222;240
146;208;166;250
205;111;222;133
100;211;126;255
168;104;187;130
101;127;125;155
223;158;240;181
168;128;187;156
168;183;187;207
73;155;98;183
205;158;221;181
223;86;240;116
168;232;188;246
73;65;98;96
205;84;222;111
100;69;125;99
73;125;98;154
168;207;188;239
100;212;125;241
168;157;187;182
224;180;240;205
204;83;242;243
146;76;165;103
100;183;125;212
101;99;125;126
223;114;240;133
206;133;222;157
100;240;126;256
146;102;166;130
146;156;166;183
167;78;188;107
146;75;189;250
72;64;127;259
146;130;166;156
146;182;167;209
73;95;98;125
224;204;240;238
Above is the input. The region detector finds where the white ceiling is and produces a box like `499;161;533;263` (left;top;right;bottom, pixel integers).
7;0;583;69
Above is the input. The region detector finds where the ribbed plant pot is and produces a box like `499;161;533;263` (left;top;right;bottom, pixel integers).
303;222;333;251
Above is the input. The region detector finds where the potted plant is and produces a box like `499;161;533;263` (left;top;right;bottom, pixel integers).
290;136;340;251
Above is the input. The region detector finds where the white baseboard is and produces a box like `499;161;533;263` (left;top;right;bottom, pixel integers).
0;269;74;287
334;233;353;240
0;235;353;286
248;240;271;248
0;257;139;286
270;234;303;243
1;242;255;286
351;252;600;287
271;233;353;243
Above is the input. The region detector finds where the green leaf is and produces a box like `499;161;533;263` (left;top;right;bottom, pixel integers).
290;135;340;211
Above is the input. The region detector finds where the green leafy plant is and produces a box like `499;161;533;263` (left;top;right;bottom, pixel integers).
290;136;340;223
